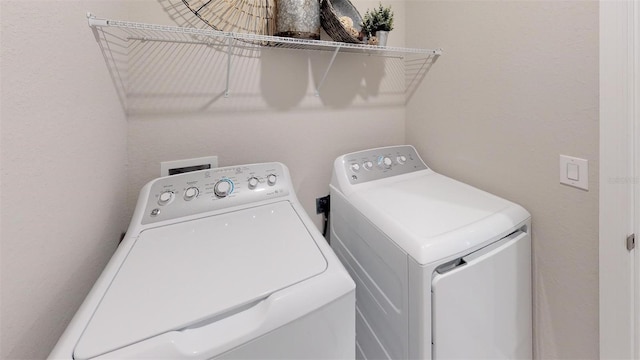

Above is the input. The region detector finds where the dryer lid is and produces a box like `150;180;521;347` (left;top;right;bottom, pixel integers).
74;201;327;359
347;172;530;265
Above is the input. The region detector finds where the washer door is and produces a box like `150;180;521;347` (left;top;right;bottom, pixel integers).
74;201;327;359
431;230;532;359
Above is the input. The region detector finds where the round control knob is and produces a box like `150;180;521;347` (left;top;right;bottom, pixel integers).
377;156;392;169
184;187;199;201
350;163;360;172
363;161;374;170
248;177;259;190
214;179;233;198
267;174;277;186
158;191;174;206
397;155;407;164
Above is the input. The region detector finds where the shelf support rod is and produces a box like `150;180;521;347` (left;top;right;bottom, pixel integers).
225;36;232;97
315;47;341;96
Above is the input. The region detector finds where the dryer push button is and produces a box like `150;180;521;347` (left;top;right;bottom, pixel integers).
267;174;278;186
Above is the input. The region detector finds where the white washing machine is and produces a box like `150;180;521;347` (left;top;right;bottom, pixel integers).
49;162;355;359
330;145;532;360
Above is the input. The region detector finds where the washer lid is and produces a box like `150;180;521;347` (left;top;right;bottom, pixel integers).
347;172;530;265
74;201;327;359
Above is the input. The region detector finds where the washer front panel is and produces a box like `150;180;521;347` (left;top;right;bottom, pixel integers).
74;201;327;360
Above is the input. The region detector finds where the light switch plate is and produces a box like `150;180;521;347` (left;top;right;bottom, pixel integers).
559;155;588;190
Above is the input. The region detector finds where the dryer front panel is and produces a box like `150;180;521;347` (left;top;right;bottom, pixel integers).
431;230;532;359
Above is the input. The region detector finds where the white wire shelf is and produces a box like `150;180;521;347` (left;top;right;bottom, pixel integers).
86;13;441;111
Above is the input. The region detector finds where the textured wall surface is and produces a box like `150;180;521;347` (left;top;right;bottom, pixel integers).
405;1;599;359
0;2;130;359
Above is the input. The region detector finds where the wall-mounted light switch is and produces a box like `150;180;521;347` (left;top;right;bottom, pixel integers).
567;163;579;181
560;155;588;190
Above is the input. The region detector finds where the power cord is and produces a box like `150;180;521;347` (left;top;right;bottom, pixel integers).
322;210;329;238
316;195;331;242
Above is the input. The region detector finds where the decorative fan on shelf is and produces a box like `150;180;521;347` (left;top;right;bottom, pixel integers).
181;0;276;35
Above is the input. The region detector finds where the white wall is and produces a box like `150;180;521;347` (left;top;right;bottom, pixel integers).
0;2;130;358
405;1;599;358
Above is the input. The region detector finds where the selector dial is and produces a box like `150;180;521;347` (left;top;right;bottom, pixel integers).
350;163;360;172
184;187;199;201
158;191;174;206
267;174;277;186
214;179;233;198
397;155;407;164
248;177;259;189
363;161;374;170
378;156;392;169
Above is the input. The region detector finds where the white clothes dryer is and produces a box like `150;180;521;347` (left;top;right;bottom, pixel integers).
330;145;532;360
49;162;355;359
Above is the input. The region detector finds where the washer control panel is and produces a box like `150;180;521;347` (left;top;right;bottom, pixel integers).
342;145;428;184
141;163;288;224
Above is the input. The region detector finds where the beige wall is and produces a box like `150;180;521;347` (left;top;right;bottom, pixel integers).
0;2;130;359
125;0;407;228
405;1;599;359
0;0;406;358
0;0;599;359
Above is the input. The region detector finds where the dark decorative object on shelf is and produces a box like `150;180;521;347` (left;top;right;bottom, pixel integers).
320;0;363;43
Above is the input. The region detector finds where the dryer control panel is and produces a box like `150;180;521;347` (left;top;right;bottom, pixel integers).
140;162;290;224
339;145;428;185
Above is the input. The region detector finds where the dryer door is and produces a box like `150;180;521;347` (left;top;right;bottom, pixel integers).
431;230;532;359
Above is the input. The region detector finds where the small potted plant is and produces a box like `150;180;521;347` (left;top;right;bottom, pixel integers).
361;2;394;46
360;12;374;43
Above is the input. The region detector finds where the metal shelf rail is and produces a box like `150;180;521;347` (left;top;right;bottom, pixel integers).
87;13;442;109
